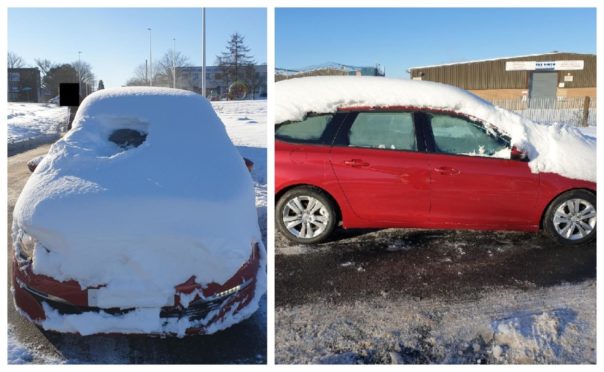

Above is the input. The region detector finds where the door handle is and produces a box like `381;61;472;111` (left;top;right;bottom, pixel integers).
434;166;460;175
344;159;370;167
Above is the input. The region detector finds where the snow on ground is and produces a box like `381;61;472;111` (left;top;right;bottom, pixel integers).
275;280;596;364
7;103;68;147
8;325;64;364
276;77;596;183
12;89;266;335
213;100;267;242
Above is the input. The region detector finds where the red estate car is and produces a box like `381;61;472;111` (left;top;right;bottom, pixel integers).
275;80;596;245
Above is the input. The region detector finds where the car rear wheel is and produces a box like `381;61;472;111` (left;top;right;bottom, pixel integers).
276;187;337;244
544;190;596;245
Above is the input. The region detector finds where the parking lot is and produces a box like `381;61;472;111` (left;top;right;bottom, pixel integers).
275;227;596;363
8;145;267;364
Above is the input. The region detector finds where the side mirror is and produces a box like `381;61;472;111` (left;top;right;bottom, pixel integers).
27;155;45;173
243;157;254;172
510;146;528;161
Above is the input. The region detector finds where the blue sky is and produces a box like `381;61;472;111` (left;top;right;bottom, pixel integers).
276;8;596;77
8;8;267;88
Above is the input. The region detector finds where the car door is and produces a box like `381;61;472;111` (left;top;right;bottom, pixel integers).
423;112;540;229
329;111;431;226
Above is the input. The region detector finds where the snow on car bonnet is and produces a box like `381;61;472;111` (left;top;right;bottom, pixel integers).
13;87;262;309
276;76;595;182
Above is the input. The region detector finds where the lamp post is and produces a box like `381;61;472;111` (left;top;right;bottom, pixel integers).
202;8;206;98
148;27;152;86
78;51;82;97
172;38;176;89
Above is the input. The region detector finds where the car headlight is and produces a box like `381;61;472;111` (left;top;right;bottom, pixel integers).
15;232;36;261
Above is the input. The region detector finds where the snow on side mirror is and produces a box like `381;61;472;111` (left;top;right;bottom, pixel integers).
510;146;528;161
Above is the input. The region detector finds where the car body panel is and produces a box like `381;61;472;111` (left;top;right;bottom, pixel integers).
276;105;596;234
330;146;431;225
12;243;261;335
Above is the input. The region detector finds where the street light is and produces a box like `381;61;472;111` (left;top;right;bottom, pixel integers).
172;38;176;89
78;51;82;97
202;8;206;98
148;27;152;86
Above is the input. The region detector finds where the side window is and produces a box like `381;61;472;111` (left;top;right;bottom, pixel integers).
429;114;510;158
347;112;416;151
275;114;333;144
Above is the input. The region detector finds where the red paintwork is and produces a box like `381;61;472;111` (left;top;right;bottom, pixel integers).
12;243;260;336
276;107;596;232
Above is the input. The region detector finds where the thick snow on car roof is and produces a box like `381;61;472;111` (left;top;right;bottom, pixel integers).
14;87;263;313
276;76;595;182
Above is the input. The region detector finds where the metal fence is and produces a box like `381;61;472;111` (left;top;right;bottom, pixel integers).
490;96;596;127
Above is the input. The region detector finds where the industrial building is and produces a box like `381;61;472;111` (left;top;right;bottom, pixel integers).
276;62;385;81
176;64;267;100
408;52;596;101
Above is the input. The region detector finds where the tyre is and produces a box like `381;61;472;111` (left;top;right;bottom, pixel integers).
543;189;596;245
276;187;337;244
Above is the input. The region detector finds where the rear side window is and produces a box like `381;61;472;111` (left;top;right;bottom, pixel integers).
275;114;333;143
348;112;416;151
430;114;510;158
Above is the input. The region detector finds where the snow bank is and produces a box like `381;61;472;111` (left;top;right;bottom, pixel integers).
8;103;68;151
276;77;596;182
13;87;265;333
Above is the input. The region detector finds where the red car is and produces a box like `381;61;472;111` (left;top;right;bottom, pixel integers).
275;78;596;245
12;88;265;336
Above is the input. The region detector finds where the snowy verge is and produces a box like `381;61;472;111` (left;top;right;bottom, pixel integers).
276;77;596;183
8;103;68;153
8;325;64;364
275;280;596;364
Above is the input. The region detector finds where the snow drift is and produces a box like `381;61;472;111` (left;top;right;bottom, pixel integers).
276;76;596;183
12;87;265;333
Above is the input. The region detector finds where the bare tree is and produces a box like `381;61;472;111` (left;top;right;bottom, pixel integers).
34;58;53;76
244;64;264;99
8;51;26;68
71;60;96;95
155;50;191;88
126;62;159;86
127;50;191;88
35;58;55;89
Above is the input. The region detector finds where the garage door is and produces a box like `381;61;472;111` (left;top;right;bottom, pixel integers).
529;72;558;101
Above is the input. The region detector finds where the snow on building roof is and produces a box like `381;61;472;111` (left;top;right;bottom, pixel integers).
276;76;595;183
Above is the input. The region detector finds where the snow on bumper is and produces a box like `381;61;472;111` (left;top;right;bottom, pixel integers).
12;243;265;337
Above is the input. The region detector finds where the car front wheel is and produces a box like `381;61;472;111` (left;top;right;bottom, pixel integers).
544;190;596;245
276;187;337;244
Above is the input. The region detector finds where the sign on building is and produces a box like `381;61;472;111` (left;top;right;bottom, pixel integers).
505;60;584;71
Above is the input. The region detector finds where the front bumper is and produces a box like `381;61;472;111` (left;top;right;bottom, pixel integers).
12;243;261;336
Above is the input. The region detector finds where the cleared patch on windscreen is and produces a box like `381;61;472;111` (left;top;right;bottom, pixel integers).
109;129;147;149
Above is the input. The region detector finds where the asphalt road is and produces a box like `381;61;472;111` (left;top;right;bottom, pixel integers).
275;222;596;307
8;144;267;364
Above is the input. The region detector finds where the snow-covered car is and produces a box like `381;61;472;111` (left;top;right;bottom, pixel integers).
275;76;596;245
12;87;265;336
